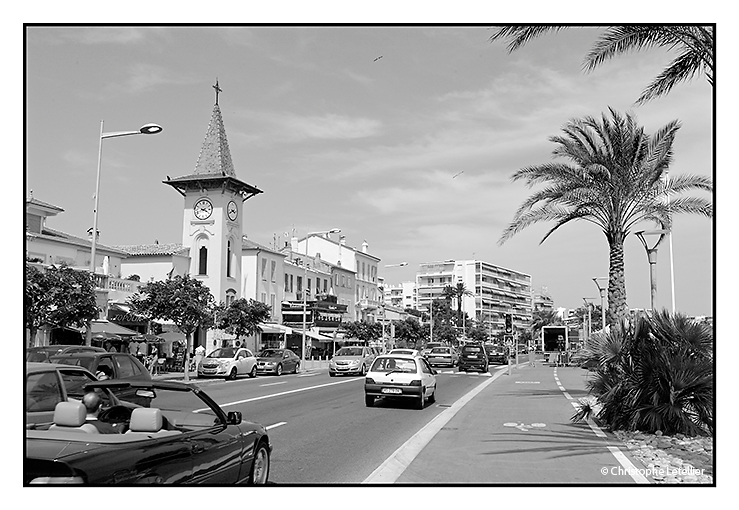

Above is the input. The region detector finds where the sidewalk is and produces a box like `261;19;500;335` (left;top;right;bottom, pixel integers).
378;361;651;484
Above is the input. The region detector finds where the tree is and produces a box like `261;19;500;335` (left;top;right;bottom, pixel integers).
449;283;473;324
499;109;712;324
25;263;98;348
341;320;382;343
530;309;563;346
214;298;271;344
393;317;426;349
467;320;490;344
128;274;216;381
430;299;459;346
489;25;713;105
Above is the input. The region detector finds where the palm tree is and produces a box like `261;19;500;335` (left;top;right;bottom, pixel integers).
498;108;712;324
489;25;713;104
452;282;473;322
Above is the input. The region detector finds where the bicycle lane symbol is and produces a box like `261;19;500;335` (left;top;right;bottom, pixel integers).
503;422;546;432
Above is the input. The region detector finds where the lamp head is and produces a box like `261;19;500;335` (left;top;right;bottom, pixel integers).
139;123;163;135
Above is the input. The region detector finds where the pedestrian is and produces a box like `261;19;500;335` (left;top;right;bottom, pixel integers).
82;392;120;434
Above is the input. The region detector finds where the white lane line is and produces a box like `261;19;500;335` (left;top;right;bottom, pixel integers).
552;368;649;484
198;377;362;411
297;373;318;377
260;381;287;387
363;368;507;484
266;421;286;430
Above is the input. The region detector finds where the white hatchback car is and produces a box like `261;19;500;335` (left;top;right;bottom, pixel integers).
364;354;437;409
197;347;258;380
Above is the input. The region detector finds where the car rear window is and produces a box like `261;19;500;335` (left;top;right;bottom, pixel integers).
430;348;449;354
371;357;417;373
463;346;482;352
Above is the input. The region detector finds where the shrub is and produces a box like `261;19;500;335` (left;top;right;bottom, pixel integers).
580;311;713;436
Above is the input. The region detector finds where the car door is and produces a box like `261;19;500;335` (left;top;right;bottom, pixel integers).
243;349;256;371
282;351;294;372
235;349;247;375
419;358;436;398
187;419;246;484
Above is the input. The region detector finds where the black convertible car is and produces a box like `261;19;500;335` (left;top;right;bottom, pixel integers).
24;380;271;485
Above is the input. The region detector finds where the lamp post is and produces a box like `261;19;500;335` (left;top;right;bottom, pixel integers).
300;228;340;371
592;277;608;330
87;121;162;345
582;298;596;347
635;229;669;313
382;262;407;350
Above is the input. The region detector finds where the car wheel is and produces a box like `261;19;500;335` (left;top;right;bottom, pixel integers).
428;388;436;404
250;365;257;378
228;367;238;380
360;364;366;376
276;364;283;376
294;362;300;374
329;372;336;377
416;391;425;410
365;395;374;407
248;440;271;485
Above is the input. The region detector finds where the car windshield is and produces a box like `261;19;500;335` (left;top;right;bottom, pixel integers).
335;347;363;357
134;386;220;430
208;348;236;359
371;357;417;373
258;349;282;358
430;348;449;354
26;348;57;362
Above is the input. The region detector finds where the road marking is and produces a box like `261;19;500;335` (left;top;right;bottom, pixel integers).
553;367;649;484
260;381;287;387
515;381;540;384
266;421;286;430
198;377;362;411
297;373;318;377
503;422;546;431
363;368;507;484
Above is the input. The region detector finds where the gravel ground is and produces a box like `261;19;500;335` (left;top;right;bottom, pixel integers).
614;430;713;484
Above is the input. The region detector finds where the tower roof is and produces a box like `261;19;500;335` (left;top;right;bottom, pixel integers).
164;84;263;200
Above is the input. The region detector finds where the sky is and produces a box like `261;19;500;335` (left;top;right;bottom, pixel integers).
22;23;715;318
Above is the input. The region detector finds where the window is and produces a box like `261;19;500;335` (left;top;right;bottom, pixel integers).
323;279;328;293
115;355;138;379
362;262;366;280
285;274;290;292
261;258;267;280
316;277;320;293
290;274;294;293
341;275;346;287
198;246;208;275
261;292;267;303
271;261;276;282
227;240;233;277
26;372;62;412
297;276;303;293
226;289;236;306
307;278;312;292
270;294;276;316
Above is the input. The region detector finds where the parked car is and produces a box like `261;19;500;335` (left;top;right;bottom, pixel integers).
421;342;443;358
26;345;106;363
426;346;459;367
256;348;301;376
458;343;489;372
389;348;421;356
48;351;151;405
328;346;376;377
198;347;258;380
483;344;507;364
24;380;272;485
25;362;131;429
364;354;437;409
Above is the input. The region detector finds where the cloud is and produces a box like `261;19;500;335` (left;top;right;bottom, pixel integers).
103;63;196;95
237;111;383;142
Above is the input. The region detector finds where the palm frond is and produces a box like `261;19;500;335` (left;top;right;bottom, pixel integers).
488;25;568;53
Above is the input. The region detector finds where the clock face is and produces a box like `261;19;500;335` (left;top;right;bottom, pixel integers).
227;201;238;221
194;199;213;220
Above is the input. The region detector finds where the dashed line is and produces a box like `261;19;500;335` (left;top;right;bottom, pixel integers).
553;367;649;484
266;421;286;430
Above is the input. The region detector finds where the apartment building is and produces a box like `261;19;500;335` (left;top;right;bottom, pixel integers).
416;259;532;337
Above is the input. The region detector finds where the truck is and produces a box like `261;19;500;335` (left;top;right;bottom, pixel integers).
541;325;568;352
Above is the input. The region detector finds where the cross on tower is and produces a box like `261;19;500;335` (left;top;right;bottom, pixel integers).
213;79;222;105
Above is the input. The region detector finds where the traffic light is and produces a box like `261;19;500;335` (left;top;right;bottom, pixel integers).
504;314;512;334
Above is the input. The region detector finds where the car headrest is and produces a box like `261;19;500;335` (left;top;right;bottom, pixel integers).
129;408;163;432
53;401;87;427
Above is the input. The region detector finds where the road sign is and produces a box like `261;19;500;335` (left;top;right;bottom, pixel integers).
504;334;514;345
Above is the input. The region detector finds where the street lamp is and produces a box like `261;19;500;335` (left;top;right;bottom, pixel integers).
300;228;341;371
87;121;162;346
90;122;163;276
385;262;408;267
635;229;669;313
592;277;608;330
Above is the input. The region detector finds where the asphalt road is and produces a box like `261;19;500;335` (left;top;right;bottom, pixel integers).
195;365;505;484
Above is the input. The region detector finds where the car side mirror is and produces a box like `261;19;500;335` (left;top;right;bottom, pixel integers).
227;411;242;425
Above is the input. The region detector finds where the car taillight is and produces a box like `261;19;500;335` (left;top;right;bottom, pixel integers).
30;476;85;484
365;377;375;384
409;380;421;386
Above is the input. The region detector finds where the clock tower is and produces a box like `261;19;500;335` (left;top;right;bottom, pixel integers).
163;80;262;305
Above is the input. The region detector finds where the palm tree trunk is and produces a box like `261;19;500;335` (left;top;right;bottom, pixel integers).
607;237;630;324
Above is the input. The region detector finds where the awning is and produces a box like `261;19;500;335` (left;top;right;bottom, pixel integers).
259;324;293;335
301;330;328;341
83;321;140;337
158;332;187;344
